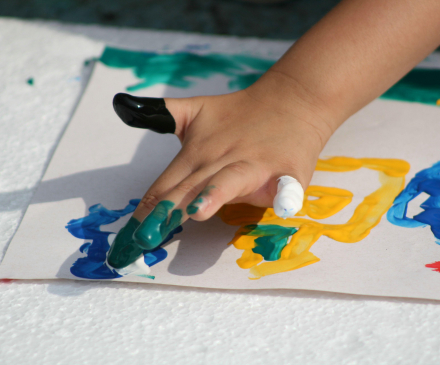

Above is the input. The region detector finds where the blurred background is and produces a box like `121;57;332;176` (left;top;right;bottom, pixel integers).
0;0;340;39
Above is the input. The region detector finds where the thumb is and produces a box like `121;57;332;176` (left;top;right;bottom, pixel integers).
113;93;203;140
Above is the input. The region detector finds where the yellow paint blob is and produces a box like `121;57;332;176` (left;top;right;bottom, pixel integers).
218;157;410;279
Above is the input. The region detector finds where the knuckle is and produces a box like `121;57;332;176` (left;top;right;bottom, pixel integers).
175;183;199;197
225;161;250;176
138;193;161;213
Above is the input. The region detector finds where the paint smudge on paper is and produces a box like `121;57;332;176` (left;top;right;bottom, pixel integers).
100;47;274;92
66;199;182;280
218;157;410;279
100;47;440;106
387;161;440;271
426;261;440;272
381;69;440;106
0;279;14;283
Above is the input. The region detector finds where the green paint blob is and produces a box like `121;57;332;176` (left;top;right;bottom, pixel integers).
26;77;34;85
133;200;183;250
186;185;215;215
100;47;274;92
381;69;440;105
243;224;298;261
100;46;440;106
107;216;142;269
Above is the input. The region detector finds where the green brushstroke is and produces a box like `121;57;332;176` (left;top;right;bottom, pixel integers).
137;274;156;280
186;185;215;215
381;68;440;106
100;47;274;91
107;216;142;269
242;224;298;261
26;77;34;85
133;200;183;251
100;47;440;106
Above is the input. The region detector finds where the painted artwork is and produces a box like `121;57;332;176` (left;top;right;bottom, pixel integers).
67;156;413;281
2;41;440;300
387;161;440;271
66;199;182;280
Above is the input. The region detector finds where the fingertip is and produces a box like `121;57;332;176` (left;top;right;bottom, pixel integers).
273;176;305;219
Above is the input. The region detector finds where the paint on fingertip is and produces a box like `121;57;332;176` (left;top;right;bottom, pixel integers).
106;216;142;269
109;252;151;277
26;77;34;85
273;176;304;219
67;199;183;277
133;200;183;252
113;93;176;134
186;185;215;215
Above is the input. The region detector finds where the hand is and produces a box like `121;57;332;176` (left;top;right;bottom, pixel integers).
107;74;335;269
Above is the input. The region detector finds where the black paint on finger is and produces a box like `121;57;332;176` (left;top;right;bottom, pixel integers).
113;93;176;134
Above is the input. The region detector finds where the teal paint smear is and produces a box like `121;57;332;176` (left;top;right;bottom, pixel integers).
67;199;182;277
107;216;142;269
186;185;215;215
100;47;274;92
26;77;34;85
242;224;298;261
133;200;183;251
100;47;440;106
381;69;440;106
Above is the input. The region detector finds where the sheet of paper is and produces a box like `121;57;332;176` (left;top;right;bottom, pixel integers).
1;45;440;301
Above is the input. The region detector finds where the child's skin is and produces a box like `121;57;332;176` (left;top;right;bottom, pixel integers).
111;0;440;260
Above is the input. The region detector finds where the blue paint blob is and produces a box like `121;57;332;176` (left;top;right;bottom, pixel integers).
387;161;440;242
66;199;182;279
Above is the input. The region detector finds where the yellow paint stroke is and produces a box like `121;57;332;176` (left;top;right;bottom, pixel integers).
218;157;410;279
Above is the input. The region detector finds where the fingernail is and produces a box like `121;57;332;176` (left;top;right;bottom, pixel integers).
113;93;176;134
133;200;183;250
186;186;215;215
107;217;143;269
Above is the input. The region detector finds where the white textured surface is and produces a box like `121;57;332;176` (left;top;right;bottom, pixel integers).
1;18;440;365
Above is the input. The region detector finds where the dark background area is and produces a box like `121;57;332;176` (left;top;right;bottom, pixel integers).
0;0;340;39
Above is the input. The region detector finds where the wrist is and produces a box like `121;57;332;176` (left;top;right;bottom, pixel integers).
245;67;341;146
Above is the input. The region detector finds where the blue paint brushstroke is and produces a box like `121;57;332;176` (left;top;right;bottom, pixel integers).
66;199;182;279
387;161;440;242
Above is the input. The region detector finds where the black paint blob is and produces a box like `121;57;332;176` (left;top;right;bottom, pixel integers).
113;93;176;134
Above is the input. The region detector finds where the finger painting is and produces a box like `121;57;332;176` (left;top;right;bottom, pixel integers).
1;43;440;300
219;157;410;279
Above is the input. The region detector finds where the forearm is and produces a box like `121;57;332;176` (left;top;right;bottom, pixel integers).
249;0;440;138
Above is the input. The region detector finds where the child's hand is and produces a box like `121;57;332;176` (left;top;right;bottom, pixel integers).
107;75;334;268
107;0;440;269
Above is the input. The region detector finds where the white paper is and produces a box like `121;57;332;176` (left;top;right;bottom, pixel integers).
1;47;440;301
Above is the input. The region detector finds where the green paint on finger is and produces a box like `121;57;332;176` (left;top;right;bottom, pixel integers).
133;200;183;251
186;185;215;215
107;216;142;269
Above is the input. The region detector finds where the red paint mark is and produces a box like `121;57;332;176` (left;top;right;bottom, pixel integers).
426;262;440;272
0;279;13;283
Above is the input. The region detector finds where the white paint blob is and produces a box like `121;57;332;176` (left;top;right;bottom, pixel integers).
273;176;304;219
105;234;151;277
